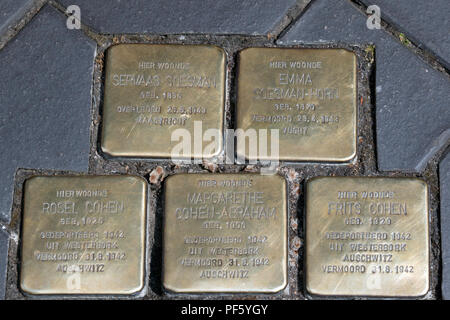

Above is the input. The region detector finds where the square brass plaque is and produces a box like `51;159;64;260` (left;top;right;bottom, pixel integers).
101;44;226;158
306;177;429;297
236;48;357;161
20;175;147;295
163;173;287;293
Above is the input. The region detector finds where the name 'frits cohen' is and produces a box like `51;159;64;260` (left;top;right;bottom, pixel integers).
327;201;408;216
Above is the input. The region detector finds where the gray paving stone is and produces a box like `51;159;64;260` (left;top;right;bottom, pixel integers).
441;151;450;300
0;0;34;36
360;0;450;68
279;0;450;172
0;5;96;222
57;0;297;34
0;228;8;299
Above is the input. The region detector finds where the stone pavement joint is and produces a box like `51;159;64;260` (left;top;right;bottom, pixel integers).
48;0;109;47
0;0;34;36
358;0;450;70
279;0;450;173
268;0;312;40
0;0;48;51
0;4;96;222
350;0;450;80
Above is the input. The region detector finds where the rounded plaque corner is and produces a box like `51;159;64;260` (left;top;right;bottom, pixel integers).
411;282;430;298
411;177;428;189
272;276;288;294
161;281;180;294
338;147;357;163
304;281;322;297
338;47;357;57
127;174;148;187
100;141;120;158
238;47;258;57
416;279;430;298
306;176;327;185
202;144;224;160
24;175;41;187
270;173;287;187
19;279;39;296
123;279;146;296
210;44;226;58
106;42;127;53
164;172;183;184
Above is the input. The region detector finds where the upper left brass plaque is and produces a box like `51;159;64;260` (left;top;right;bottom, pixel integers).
101;44;226;158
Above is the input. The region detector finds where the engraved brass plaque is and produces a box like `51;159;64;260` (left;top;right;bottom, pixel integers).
236;48;357;161
101;44;226;158
306;177;429;297
20;175;147;295
163;174;287;293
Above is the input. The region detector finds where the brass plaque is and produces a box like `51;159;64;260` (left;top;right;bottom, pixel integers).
163;173;287;293
101;44;226;158
306;177;429;297
20;175;147;295
236;48;357;161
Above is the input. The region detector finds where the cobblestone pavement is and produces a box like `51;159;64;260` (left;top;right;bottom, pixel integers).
0;0;448;300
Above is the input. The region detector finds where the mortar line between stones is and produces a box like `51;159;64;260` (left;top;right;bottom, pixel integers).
0;2;34;36
349;0;450;78
0;0;48;51
271;0;314;41
50;1;273;48
49;0;107;46
348;0;450;175
0;222;12;238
